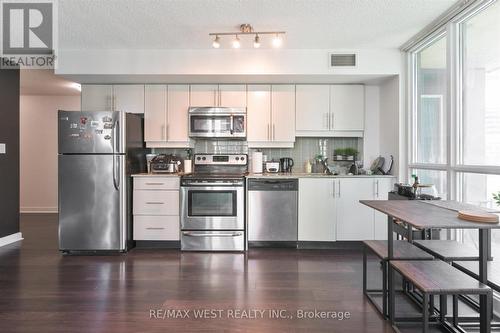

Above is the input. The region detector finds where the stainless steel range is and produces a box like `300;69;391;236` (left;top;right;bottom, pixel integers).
180;154;247;251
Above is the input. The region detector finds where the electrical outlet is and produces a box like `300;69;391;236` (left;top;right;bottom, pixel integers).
0;143;6;154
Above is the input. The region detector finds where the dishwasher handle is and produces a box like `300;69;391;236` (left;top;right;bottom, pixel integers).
247;179;298;191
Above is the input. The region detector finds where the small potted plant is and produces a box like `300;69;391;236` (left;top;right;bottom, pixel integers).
334;148;345;161
493;191;500;206
344;148;358;161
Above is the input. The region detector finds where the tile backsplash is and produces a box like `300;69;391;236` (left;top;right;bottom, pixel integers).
152;137;363;172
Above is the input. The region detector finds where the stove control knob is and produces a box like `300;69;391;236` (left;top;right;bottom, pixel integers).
240;156;245;161
202;157;206;161
196;157;201;161
235;157;239;161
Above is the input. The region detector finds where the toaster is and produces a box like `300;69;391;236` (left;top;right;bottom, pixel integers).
264;161;280;173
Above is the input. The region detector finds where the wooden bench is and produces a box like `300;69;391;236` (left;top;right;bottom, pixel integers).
363;240;434;318
390;260;492;333
414;240;480;261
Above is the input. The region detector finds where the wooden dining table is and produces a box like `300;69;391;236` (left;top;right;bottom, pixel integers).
360;200;500;333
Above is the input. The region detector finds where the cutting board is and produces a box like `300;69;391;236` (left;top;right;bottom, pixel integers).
458;210;499;223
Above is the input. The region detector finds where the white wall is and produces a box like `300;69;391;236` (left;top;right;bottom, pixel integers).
20;95;81;213
379;76;401;180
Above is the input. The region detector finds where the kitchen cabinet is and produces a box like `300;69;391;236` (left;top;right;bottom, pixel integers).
81;85;113;110
330;85;364;132
298;178;336;241
132;176;180;241
113;85;144;114
247;85;295;148
189;84;246;107
219;85;247;107
295;84;365;137
167;85;190;143
373;178;393;240
81;84;144;114
144;85;167;142
189;84;218;107
295;85;330;134
144;85;190;147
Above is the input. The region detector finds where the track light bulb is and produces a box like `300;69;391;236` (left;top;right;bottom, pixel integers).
253;35;260;48
212;35;220;48
232;35;241;48
272;34;282;48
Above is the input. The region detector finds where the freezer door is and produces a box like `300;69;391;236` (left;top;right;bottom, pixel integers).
58;110;124;154
59;154;126;251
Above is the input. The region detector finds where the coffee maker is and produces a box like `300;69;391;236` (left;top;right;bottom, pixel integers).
280;157;294;173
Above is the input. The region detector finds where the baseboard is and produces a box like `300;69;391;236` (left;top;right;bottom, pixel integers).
20;207;57;213
0;232;23;247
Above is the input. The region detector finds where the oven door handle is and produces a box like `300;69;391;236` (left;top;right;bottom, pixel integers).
182;231;243;237
181;183;244;187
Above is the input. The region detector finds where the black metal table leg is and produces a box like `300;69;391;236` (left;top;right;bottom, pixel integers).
440;295;447;322
382;260;387;318
479;229;491;333
423;293;429;333
453;295;458;327
363;245;367;295
388;216;395;323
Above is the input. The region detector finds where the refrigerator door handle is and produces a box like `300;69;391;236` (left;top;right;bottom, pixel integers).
112;119;120;190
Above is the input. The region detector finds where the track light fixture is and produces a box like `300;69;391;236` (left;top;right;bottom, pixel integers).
209;24;285;48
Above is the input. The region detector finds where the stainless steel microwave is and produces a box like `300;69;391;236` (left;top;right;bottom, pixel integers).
188;107;246;138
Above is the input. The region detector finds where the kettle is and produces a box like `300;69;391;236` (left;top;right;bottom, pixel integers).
280;157;294;173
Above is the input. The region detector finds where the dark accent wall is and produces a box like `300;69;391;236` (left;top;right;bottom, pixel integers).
0;64;20;238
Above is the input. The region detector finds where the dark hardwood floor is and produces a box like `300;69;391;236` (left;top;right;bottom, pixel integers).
0;214;395;333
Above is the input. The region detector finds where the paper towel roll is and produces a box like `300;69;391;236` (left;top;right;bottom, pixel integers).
183;160;192;174
251;152;263;173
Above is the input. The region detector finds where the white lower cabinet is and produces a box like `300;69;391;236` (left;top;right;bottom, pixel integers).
133;176;180;241
336;178;378;241
298;177;395;242
298;178;336;241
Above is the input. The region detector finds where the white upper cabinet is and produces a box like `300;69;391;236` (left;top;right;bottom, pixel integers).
144;85;190;147
298;178;336;241
247;85;271;143
189;85;218;107
295;85;331;134
113;85;145;114
271;85;295;143
247;85;295;148
336;178;376;241
189;84;246;107
330;85;364;132
166;85;190;143
218;85;247;107
81;85;113;111
144;85;167;142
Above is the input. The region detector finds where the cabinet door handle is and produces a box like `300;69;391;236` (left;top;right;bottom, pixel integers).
376;180;379;197
146;227;165;230
161;124;165;140
324;113;329;129
332;181;336;198
145;202;164;205
337;181;341;197
166;124;169;140
330;113;334;129
145;182;164;185
267;124;270;140
272;124;276;140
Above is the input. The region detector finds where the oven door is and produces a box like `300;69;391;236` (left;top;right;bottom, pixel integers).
189;114;246;138
180;185;244;230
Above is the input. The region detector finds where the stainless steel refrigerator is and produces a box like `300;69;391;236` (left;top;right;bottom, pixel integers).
58;110;145;253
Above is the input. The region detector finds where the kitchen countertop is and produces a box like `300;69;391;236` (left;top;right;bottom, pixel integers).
246;173;397;179
132;173;186;177
132;173;396;179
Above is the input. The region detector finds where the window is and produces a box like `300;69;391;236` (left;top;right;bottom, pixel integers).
410;169;447;199
460;1;500;166
458;173;500;259
414;35;447;165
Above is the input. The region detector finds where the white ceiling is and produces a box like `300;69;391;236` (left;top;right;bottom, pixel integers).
21;70;81;96
59;0;458;50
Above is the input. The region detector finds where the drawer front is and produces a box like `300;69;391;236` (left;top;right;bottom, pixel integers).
134;177;180;190
181;231;244;251
134;216;180;240
133;190;179;215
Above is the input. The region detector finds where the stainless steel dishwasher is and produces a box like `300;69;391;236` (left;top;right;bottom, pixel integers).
247;178;298;242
